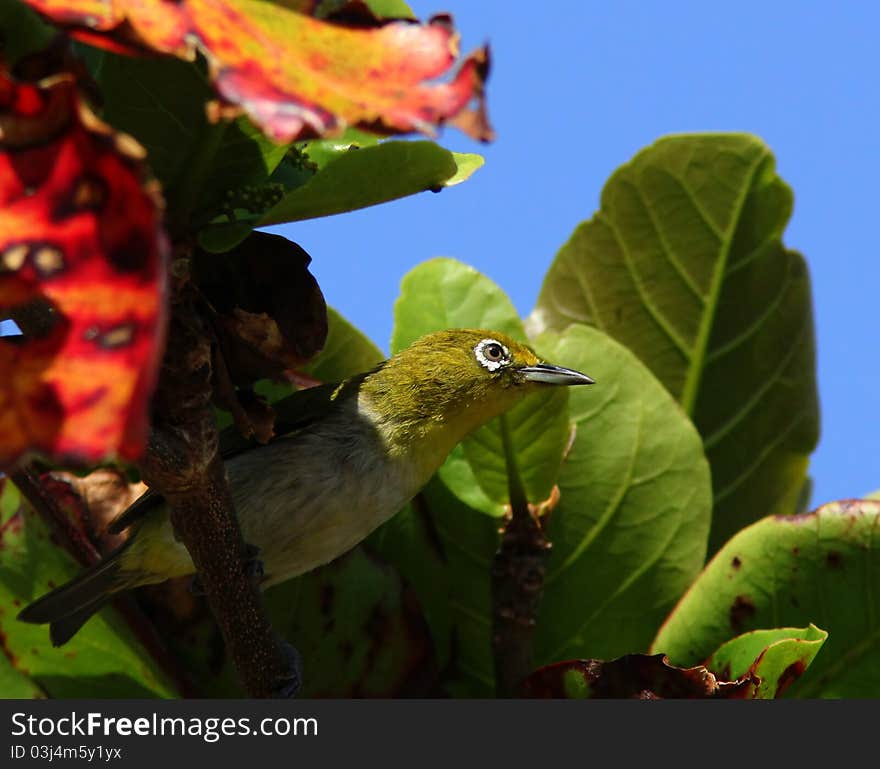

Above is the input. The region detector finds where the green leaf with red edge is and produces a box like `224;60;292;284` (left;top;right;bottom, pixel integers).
0;70;167;470
0;479;178;698
705;625;827;699
24;0;493;144
652;499;880;697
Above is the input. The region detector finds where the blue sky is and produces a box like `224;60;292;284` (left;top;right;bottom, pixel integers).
2;3;874;509
269;1;880;507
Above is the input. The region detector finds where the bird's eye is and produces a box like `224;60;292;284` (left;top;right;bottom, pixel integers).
474;338;510;372
485;343;504;361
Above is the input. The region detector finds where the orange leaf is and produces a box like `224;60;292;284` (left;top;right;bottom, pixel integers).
0;70;167;469
23;1;493;142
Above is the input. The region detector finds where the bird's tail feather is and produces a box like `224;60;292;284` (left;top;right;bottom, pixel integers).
18;543;132;646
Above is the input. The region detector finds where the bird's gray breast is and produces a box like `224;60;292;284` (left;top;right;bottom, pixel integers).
225;410;414;586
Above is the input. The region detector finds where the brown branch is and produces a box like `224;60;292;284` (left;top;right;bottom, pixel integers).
139;276;294;698
491;486;558;697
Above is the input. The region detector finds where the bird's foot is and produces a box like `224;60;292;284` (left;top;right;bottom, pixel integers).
243;542;265;584
189;574;205;596
271;640;304;699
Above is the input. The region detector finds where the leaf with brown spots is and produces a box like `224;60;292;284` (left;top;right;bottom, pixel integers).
523;625;826;698
521;654;753;699
151;545;440;697
0;70;167;470
705;625;827;699
23;0;493;143
0;478;177;697
653;499;880;697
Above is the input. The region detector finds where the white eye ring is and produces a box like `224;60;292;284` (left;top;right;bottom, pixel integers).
474;338;510;371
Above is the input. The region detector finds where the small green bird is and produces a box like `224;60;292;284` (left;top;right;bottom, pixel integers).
19;328;593;645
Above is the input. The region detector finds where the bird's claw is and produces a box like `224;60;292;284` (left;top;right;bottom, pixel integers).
244;542;265;584
271;640;304;699
189;574;205;596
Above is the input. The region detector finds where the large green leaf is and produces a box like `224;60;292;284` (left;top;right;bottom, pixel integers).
264;546;437;697
529;134;819;551
0;645;44;698
533;325;711;664
260;142;482;226
652;499;880;697
391;257;570;515
0;481;178;698
370;479;500;696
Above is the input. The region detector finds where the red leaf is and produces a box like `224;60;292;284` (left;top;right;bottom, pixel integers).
23;0;493;143
0;70;167;469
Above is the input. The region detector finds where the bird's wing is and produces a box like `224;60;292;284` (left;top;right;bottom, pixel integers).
105;373;373;534
218;377;366;458
106;488;164;534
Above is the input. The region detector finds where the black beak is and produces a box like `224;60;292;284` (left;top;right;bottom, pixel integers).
519;363;595;386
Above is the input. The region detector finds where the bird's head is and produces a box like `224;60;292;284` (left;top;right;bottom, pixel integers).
361;328;594;450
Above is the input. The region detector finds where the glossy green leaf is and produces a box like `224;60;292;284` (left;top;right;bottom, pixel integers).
706;625;827;699
299;131;381;171
533;324;712;664
391;257;570;515
0;481;177;698
652;499;880;697
360;0;416;18
260;142;481;225
264;546;436;696
529;134;819;551
445;152;485;186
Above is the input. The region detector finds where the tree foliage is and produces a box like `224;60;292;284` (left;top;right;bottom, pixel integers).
0;0;871;699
